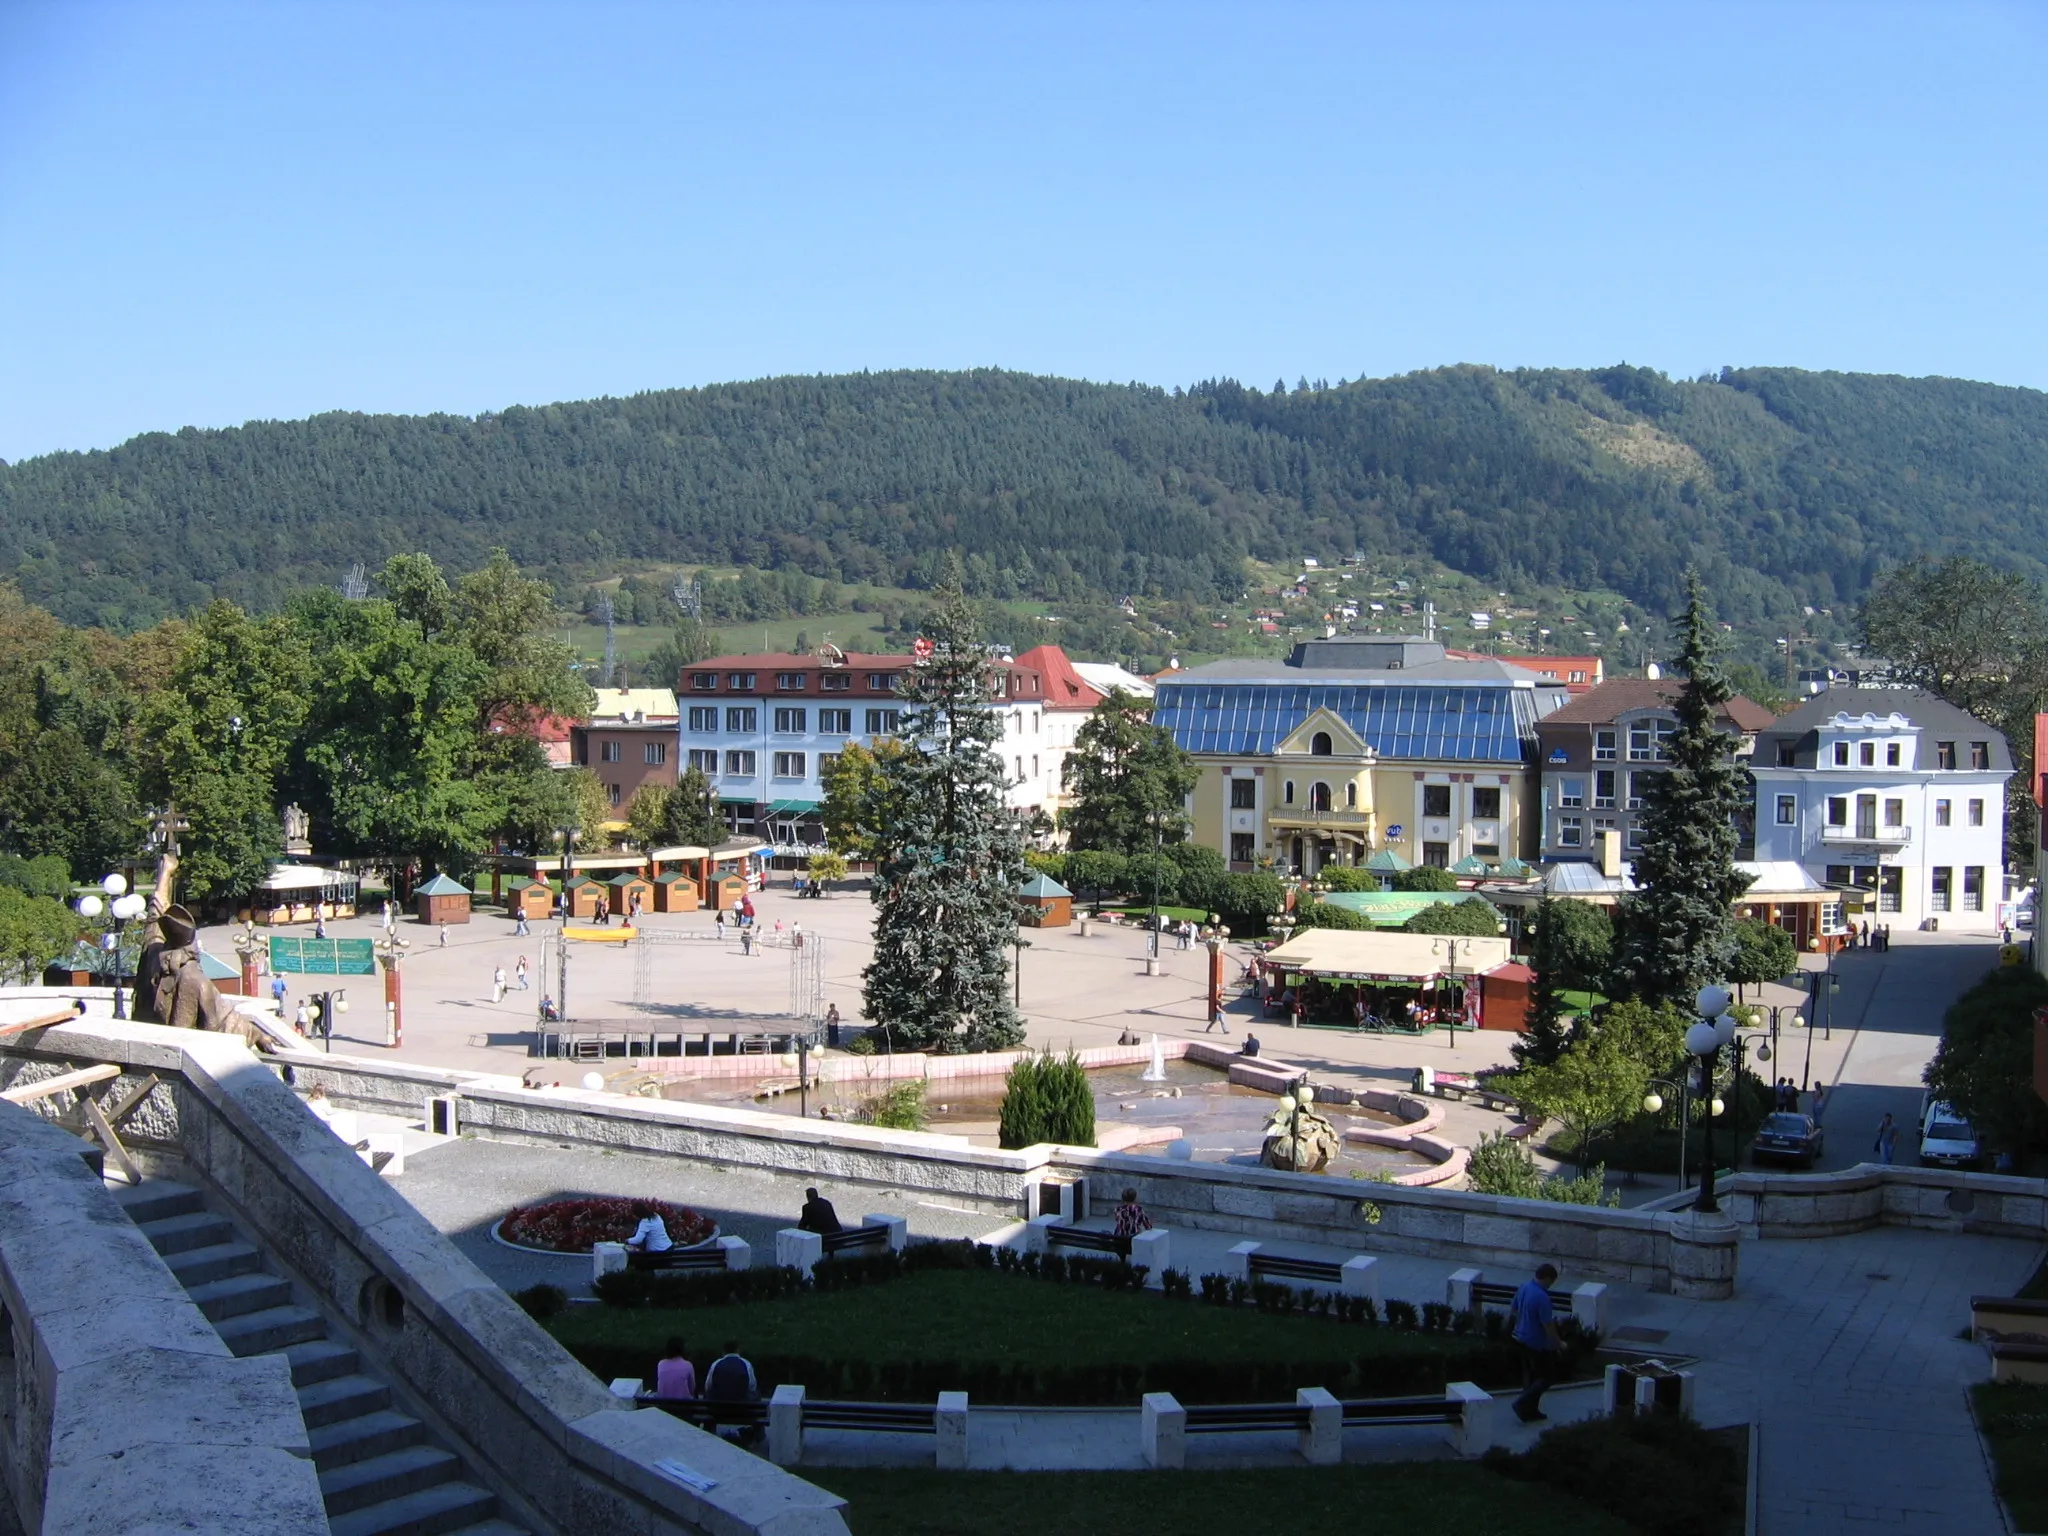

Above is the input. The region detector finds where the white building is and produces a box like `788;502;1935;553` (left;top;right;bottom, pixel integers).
1748;688;2011;933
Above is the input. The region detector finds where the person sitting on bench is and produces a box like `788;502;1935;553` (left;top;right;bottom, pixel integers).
1113;1188;1152;1238
703;1341;761;1445
625;1201;672;1253
798;1187;842;1235
538;995;561;1023
1239;1032;1261;1058
655;1337;696;1399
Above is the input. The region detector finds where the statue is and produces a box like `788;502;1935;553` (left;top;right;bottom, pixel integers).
1261;1088;1342;1174
134;901;272;1053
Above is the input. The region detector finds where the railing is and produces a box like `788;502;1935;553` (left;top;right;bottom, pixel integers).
1820;823;1912;845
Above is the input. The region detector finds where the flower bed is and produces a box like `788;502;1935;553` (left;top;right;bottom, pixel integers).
496;1197;715;1254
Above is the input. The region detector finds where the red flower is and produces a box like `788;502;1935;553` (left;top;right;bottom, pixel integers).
500;1196;714;1252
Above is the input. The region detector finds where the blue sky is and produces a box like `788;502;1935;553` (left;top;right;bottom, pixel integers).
2;1;2042;462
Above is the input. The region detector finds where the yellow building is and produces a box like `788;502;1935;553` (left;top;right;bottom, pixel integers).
1160;637;1566;875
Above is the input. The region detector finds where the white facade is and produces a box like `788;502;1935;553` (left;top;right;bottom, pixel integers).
1749;699;2009;932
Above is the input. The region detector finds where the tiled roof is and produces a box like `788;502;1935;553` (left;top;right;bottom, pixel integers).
1540;678;1775;732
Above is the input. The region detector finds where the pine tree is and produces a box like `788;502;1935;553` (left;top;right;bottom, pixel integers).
861;571;1029;1053
1609;573;1754;1007
1515;895;1575;1067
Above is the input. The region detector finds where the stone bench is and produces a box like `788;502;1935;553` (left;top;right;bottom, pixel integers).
593;1234;750;1285
775;1215;906;1278
1972;1294;2048;1344
1449;1268;1610;1335
766;1386;968;1468
1224;1241;1379;1303
1025;1215;1170;1276
1141;1383;1491;1467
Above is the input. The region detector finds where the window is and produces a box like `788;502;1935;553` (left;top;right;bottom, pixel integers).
1825;796;1848;827
1972;742;1991;770
687;749;718;773
1625;826;1645;851
1936;741;1956;770
772;751;805;778
606;783;622;807
1859;742;1875;766
1855;794;1877;837
864;708;900;734
774;707;807;734
866;673;894;692
819;708;852;734
776;672;806;691
1422;841;1450;868
1824;864;1854;888
1014;756;1024;782
724;750;756;776
1879;868;1903;913
1309;782;1332;812
725;707;758;733
1473;843;1500;858
1230;778;1257;810
1968;798;1984;826
818;752;839;778
690;672;719;691
1230;833;1257;865
1630;722;1658;761
1776;741;1796;767
821;673;851;692
1558;816;1583;848
1935;799;1951;827
1557;777;1585;809
1626;773;1648;811
1887;742;1901;767
1345;782;1358;808
644;741;667;765
1310;731;1333;756
1963;866;1985;911
1283;780;1296;806
599;740;622;763
1594;770;1616;808
1594;729;1617;761
1883;798;1902;827
1776;795;1797;825
727;672;756;691
1833;741;1851;767
1931;866;1952;912
1422;784;1452;817
687;706;718;732
1472;787;1501;819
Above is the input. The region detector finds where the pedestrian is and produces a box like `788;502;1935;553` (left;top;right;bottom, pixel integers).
1881;923;1892;951
516;955;529;990
792;922;804;949
514;907;530;937
1205;1004;1229;1035
1873;1112;1898;1164
797;1187;842;1235
270;974;288;1014
1291;994;1305;1029
1810;1081;1827;1121
825;1003;842;1046
313;905;327;940
716;908;728;935
1509;1262;1563;1423
655;1338;696;1399
294;1001;311;1035
439;921;449;948
491;965;506;1003
740;926;754;956
1113;1187;1152;1238
382;899;394;931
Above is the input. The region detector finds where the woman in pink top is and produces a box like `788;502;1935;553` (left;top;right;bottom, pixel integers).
655;1337;696;1398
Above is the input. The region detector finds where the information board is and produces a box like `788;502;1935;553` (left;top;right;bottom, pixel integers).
268;937;376;976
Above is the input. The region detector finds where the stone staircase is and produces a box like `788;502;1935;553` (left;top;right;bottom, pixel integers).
111;1179;529;1536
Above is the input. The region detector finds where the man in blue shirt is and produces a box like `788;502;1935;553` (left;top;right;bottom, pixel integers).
1510;1262;1562;1423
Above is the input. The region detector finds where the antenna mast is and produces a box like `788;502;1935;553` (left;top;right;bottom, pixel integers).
595;594;617;689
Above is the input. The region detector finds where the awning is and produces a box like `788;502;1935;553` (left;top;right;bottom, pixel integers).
764;798;821;817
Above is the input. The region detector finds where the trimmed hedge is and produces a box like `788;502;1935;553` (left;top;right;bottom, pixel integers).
1484;1413;1742;1536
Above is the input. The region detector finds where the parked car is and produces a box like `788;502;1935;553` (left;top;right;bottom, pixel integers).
1751;1112;1825;1168
1918;1101;1982;1169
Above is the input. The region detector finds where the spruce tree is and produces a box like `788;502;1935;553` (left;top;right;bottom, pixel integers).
1515;895;1575;1068
861;572;1029;1053
1609;573;1754;1007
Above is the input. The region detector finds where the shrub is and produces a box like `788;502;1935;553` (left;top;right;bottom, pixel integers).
593;1263;810;1310
1317;866;1378;892
1483;1413;1740;1536
1466;1133;1618;1206
1293;900;1374;931
514;1283;568;1320
1403;897;1502;936
1925;963;2048;1155
998;1050;1096;1149
1383;1299;1419;1330
1393;866;1460;892
853;1080;928;1131
1213;871;1285;937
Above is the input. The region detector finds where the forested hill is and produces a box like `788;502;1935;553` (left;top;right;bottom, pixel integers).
4;363;2046;630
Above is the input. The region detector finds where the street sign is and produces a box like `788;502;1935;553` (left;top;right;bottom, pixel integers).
269;937;376;976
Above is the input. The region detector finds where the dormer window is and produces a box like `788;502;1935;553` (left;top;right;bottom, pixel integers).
1887;743;1901;767
1859;742;1875;767
1972;742;1991;770
1833;742;1850;767
1936;741;1956;770
1311;731;1333;756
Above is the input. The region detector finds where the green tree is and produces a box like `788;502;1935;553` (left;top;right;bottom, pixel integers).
1403;897;1502;936
1542;898;1614;993
1923;964;2048;1156
646;618;724;686
1294;900;1374;931
0;887;78;985
819;739;909;861
861;571;1029;1053
1393;865;1460;892
1515;1032;1652;1169
1062;689;1198;858
624;785;677;851
997;1051;1097;1149
1609;574;1753;1006
806;850;848;885
1516;895;1576;1069
1727;918;1798;1001
667;765;726;848
1062;850;1128;910
0;853;70;899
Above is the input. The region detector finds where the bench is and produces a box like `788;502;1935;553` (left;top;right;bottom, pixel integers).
768;1385;968;1467
1024;1215;1171;1278
1449;1268;1609;1335
775;1215;906;1277
1142;1383;1492;1467
1042;1224;1130;1258
638;1394;770;1437
593;1234;750;1285
1226;1242;1379;1302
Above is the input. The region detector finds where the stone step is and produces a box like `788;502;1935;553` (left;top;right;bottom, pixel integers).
216;1304;329;1357
136;1209;235;1256
297;1373;392;1430
309;1409;429;1472
187;1271;294;1322
283;1337;360;1387
319;1445;462;1517
107;1179;204;1225
164;1239;265;1287
327;1479;496;1536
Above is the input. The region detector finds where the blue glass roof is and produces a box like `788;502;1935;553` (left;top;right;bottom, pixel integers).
1154;682;1543;763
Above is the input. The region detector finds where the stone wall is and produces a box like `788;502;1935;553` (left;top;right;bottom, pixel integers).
1728;1163;2048;1240
0;1101;328;1536
0;1013;850;1536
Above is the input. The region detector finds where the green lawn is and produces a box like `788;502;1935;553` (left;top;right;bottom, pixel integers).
815;1465;1637;1536
548;1268;1540;1403
1974;1382;2048;1531
1102;904;1214;923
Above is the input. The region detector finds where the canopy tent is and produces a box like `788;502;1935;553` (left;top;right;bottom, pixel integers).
1261;929;1512;982
1361;849;1413;874
1317;890;1478;928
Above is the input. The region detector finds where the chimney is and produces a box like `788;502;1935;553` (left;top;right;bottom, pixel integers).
1598;828;1622;879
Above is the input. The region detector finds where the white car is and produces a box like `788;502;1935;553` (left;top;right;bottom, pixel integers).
1918;1101;1981;1169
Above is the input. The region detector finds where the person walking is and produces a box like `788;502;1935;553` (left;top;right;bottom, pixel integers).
1873;1112;1898;1164
439;921;449;948
313;905;327;940
1809;1081;1827;1122
791;921;803;949
1205;1004;1229;1035
1509;1262;1563;1423
293;1001;311;1036
269;974;289;1014
491;965;507;1004
514;906;530;937
740;926;754;957
516;955;530;990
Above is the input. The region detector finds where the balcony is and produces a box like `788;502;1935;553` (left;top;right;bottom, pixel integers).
1268;807;1374;831
1820;823;1912;846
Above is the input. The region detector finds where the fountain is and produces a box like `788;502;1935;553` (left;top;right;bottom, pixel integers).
1141;1033;1168;1082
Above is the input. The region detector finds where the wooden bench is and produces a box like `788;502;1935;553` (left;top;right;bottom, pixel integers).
1227;1243;1379;1301
1183;1401;1311;1435
1450;1268;1608;1335
1247;1252;1343;1286
641;1395;770;1434
1144;1383;1493;1467
775;1216;906;1276
1041;1223;1131;1259
820;1225;892;1257
801;1400;938;1434
626;1245;730;1273
1342;1394;1464;1427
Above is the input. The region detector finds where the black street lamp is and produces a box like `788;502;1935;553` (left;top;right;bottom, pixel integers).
1685;984;1738;1213
76;874;147;1019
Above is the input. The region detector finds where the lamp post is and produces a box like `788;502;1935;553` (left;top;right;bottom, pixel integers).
231;920;263;1001
1428;936;1475;1050
1801;944;1841;1089
1685;984;1740;1213
1012;934;1032;1007
557;825;576;1022
309;988;347;1052
1200;920;1232;1025
375;932;409;1049
76;874;147;1019
1145;811;1164;975
1642;1075;1696;1189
